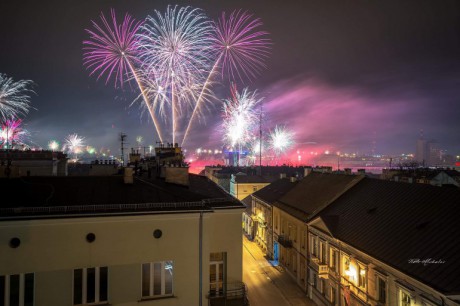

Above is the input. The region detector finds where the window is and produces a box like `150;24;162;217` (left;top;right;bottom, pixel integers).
0;273;34;306
330;286;336;304
320;241;327;264
399;289;411;306
210;253;226;297
358;266;366;288
377;277;386;303
142;261;173;298
73;267;108;305
329;249;338;272
320;279;327;296
311;236;318;257
311;272;317;288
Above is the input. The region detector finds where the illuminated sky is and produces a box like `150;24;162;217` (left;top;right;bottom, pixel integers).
1;0;459;156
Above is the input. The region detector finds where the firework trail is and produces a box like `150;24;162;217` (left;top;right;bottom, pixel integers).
222;86;262;152
138;5;214;144
0;118;31;149
64;133;85;157
182;10;271;146
269;125;295;156
0;74;35;121
83;9;164;142
48;140;60;151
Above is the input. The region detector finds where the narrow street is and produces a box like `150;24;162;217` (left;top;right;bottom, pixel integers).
243;236;317;306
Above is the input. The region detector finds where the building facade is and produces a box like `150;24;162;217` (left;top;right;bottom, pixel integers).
0;174;246;306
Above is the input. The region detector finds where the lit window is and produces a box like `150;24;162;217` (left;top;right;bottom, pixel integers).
142;261;174;298
73;267;108;305
358;266;366;288
0;273;34;306
329;249;338;272
400;290;411;306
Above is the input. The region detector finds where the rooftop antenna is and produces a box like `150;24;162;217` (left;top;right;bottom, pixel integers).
120;132;127;166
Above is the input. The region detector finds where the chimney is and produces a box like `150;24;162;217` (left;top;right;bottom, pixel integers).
290;176;296;183
357;169;366;175
344;168;352;175
124;167;134;184
164;165;189;186
280;173;286;179
304;167;312;177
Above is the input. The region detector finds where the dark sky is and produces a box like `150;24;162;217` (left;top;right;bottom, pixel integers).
1;0;460;156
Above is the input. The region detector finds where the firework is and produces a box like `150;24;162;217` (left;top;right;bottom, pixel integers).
269;125;294;155
222;86;262;151
182;10;270;146
83;9;164;142
0;118;31;149
0;74;35;121
138;5;214;144
48;140;60;151
64;133;85;157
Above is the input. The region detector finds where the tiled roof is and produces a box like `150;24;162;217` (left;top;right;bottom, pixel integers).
318;178;460;295
252;178;298;205
276;172;362;220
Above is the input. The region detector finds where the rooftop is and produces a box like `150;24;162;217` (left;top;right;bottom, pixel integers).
0;173;244;220
318;178;460;295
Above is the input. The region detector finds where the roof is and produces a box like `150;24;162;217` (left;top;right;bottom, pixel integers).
241;195;252;215
318;178;460;295
232;175;278;184
0;174;243;219
276;172;362;220
252;178;298;205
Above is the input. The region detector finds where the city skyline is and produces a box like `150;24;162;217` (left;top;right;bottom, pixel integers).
1;0;460;158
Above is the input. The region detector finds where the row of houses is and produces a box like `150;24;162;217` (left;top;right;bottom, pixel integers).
243;172;460;306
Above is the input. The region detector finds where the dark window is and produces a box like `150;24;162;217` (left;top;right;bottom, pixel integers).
10;274;20;306
0;276;5;306
378;278;386;303
87;268;95;303
99;267;108;302
24;273;34;306
73;269;83;305
142;264;150;297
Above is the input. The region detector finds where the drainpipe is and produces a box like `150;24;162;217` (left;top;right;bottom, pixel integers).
199;211;203;306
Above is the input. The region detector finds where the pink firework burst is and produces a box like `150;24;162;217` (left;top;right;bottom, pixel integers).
0;118;31;149
213;10;271;82
83;9;143;89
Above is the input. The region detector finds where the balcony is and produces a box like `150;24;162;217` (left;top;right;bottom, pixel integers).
277;235;293;248
310;257;329;279
208;282;249;306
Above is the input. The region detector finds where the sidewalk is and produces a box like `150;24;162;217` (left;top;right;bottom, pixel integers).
243;236;317;306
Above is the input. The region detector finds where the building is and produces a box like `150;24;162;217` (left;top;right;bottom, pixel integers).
247;170;460;306
0;172;246;306
0;149;68;177
248;177;298;257
272;173;362;292
230;173;277;200
308;178;460;306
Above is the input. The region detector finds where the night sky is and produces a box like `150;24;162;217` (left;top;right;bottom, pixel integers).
1;0;460;157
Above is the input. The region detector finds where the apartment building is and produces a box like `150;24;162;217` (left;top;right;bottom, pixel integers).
0;173;246;306
307;178;460;306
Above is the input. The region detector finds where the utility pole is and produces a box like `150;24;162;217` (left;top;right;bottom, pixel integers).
259;102;263;175
120;133;127;166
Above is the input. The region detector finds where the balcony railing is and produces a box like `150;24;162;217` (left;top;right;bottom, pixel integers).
207;282;249;306
310;257;329;279
277;235;293;248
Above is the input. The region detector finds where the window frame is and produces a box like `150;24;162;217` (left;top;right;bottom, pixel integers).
141;261;174;299
1;273;34;306
73;266;108;305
